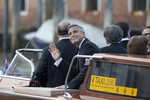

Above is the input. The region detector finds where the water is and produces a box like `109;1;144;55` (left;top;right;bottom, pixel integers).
0;52;12;71
0;53;4;70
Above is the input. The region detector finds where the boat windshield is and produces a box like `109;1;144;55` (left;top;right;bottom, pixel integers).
5;49;43;78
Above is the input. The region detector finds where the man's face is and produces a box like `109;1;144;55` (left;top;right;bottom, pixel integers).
142;28;150;42
68;26;85;46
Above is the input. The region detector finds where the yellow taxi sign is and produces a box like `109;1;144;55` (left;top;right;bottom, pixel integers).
90;75;138;97
90;75;116;87
116;86;138;96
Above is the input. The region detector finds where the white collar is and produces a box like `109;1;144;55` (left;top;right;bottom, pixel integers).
79;38;86;49
121;37;129;41
59;37;69;41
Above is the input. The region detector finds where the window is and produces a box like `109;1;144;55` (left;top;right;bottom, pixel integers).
7;55;32;78
87;60;150;99
82;0;102;12
6;49;43;78
86;0;98;11
128;0;147;12
132;0;146;11
20;0;29;16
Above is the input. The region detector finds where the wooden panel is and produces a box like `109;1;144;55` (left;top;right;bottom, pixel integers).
80;53;150;100
0;76;29;89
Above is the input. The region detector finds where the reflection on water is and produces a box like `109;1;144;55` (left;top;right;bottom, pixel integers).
0;53;11;71
0;53;5;71
0;52;12;70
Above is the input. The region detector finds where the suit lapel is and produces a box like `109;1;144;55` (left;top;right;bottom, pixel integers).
78;38;88;55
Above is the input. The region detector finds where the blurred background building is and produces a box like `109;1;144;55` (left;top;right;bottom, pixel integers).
0;0;150;68
0;0;149;30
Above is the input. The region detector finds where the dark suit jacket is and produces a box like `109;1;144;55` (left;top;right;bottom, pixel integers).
58;38;100;89
120;40;128;49
32;39;78;87
99;43;127;54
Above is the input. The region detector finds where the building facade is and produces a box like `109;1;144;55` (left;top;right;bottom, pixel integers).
0;0;149;32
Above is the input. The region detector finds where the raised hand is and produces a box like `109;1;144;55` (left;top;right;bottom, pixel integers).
48;43;61;61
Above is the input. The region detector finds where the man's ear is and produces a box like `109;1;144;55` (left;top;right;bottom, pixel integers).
83;32;86;36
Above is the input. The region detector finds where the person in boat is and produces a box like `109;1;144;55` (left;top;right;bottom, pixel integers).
142;26;150;55
99;25;127;54
49;24;99;89
127;35;148;55
29;20;78;87
115;22;130;49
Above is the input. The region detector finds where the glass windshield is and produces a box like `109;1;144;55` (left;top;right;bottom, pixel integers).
6;49;42;78
87;60;150;99
7;55;32;78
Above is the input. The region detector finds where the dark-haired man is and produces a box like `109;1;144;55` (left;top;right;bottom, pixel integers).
49;24;99;89
115;22;130;49
29;20;78;87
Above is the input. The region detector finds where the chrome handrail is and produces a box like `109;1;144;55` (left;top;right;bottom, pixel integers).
64;55;103;93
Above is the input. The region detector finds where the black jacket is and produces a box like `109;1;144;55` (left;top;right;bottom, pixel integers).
99;43;127;54
32;39;78;87
120;40;129;49
58;38;100;89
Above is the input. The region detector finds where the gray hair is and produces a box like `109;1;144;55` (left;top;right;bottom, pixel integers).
103;25;123;44
67;24;85;33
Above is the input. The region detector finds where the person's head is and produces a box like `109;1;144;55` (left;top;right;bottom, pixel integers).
103;25;123;44
142;26;150;43
115;22;130;38
127;35;148;55
67;24;85;46
57;20;70;36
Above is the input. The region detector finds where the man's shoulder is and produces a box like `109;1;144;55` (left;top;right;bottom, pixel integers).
57;39;76;48
99;46;110;52
57;39;72;45
43;46;49;51
83;39;99;48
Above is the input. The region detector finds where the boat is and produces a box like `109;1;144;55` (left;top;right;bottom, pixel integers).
0;48;150;99
24;18;107;49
